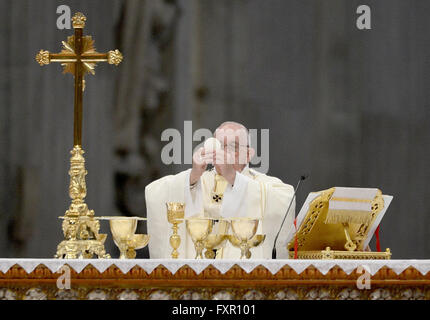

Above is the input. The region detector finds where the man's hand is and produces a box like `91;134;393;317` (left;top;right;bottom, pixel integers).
214;149;236;185
190;147;214;185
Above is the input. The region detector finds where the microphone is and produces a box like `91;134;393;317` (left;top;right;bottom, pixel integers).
272;173;309;259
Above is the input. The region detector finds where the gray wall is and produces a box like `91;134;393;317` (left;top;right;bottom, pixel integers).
0;0;121;257
0;0;428;259
171;0;430;258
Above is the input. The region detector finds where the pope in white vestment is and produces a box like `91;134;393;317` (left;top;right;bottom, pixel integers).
145;121;295;259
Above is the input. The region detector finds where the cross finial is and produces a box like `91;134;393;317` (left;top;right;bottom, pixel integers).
72;12;86;29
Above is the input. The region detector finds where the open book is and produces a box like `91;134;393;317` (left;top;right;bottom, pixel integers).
284;187;393;259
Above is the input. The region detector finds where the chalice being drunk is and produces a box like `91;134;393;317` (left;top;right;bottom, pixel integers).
228;218;265;259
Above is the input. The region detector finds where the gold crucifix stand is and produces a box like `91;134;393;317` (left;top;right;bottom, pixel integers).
35;12;123;259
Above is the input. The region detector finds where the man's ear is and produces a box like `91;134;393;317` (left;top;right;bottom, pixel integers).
248;147;255;162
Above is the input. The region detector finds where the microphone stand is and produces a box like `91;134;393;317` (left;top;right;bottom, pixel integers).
272;174;307;259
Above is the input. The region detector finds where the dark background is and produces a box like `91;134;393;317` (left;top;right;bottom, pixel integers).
0;0;428;259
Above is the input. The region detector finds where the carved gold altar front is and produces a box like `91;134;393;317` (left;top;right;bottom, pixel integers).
0;264;429;300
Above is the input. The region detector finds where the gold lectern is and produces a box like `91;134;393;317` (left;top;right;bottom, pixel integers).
287;187;392;259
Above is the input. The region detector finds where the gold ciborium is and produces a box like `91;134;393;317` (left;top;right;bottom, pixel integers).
166;202;185;259
100;217;149;259
228;218;265;259
185;217;213;259
203;219;230;259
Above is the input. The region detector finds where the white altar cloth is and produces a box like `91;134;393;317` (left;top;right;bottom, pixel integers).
0;259;429;276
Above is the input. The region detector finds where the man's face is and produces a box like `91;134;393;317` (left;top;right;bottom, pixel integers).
214;125;250;166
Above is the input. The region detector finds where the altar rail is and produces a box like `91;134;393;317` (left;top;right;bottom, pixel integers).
0;259;429;300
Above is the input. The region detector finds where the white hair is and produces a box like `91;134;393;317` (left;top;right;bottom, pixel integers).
216;121;251;146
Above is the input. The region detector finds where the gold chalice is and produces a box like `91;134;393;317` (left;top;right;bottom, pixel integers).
124;234;150;259
203;219;230;259
228;234;266;259
228;218;264;259
98;216;148;259
166;202;185;259
185;217;213;259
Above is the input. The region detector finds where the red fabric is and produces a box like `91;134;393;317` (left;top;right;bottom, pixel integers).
375;225;381;252
294;218;298;259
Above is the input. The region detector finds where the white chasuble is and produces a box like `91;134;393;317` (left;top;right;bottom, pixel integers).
145;168;295;259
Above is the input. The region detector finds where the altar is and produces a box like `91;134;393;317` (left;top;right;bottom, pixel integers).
0;259;429;300
2;9;425;304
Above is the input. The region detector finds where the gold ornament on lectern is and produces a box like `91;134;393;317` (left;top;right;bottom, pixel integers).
166;202;185;259
35;12;123;259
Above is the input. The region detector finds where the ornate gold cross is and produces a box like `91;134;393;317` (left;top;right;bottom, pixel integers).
35;12;122;259
36;12;122;146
